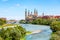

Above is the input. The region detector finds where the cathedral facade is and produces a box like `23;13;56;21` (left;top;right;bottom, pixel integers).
25;9;38;23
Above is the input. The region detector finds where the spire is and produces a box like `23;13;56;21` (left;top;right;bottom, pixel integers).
34;9;38;16
28;10;30;16
25;9;27;19
31;11;32;15
29;11;32;16
42;12;44;16
34;9;36;14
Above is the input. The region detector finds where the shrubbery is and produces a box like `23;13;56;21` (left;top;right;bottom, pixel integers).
50;21;60;40
32;18;51;25
19;20;26;24
50;31;60;40
0;19;6;25
0;25;26;40
50;21;60;32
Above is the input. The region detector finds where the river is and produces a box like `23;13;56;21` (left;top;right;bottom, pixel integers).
20;24;52;40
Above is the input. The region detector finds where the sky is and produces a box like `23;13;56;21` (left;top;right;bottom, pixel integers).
0;0;60;20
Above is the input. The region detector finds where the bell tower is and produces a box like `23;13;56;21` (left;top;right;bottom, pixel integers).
25;9;27;20
34;9;38;17
28;10;30;16
42;12;44;16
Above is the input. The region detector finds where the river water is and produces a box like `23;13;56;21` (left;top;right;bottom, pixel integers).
21;24;52;40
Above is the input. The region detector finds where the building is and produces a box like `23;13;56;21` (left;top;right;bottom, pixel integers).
25;9;60;23
25;9;38;23
54;16;60;19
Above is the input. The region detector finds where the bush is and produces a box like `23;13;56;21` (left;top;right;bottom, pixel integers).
0;25;26;40
0;19;6;25
50;21;60;32
50;31;60;40
50;33;60;40
32;18;51;25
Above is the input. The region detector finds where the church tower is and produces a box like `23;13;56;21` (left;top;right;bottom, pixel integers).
42;12;44;16
31;11;32;16
25;9;27;20
28;10;30;16
34;9;38;17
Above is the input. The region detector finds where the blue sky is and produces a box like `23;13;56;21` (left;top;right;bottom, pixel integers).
0;0;60;20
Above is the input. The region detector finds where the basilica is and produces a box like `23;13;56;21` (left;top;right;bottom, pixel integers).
25;9;39;23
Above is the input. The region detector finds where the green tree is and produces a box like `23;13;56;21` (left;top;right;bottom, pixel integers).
19;20;25;24
32;18;51;25
50;33;60;40
0;25;26;40
0;19;6;25
50;21;60;32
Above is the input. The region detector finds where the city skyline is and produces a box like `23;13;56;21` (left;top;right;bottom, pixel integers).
0;0;60;20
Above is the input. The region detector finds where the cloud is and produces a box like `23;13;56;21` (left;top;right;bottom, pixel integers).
1;0;8;2
16;4;20;7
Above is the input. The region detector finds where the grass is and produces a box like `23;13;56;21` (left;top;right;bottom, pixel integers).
2;24;19;27
0;26;2;28
0;24;19;28
20;37;26;40
26;31;32;35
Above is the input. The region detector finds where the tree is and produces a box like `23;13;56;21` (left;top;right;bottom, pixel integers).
32;18;51;25
19;20;26;24
50;33;60;40
50;21;60;32
0;19;6;25
0;25;26;40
